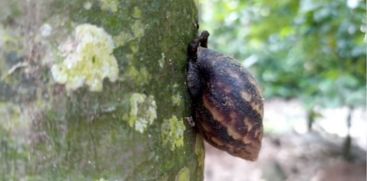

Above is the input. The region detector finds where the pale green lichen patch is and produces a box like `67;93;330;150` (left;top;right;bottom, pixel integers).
172;83;179;90
114;20;145;47
171;93;182;106
161;115;186;151
123;93;157;133
51;24;119;92
99;0;119;12
158;53;165;68
113;8;144;47
114;32;134;47
195;135;205;168
132;7;142;18
126;66;150;85
131;20;145;38
175;167;190;181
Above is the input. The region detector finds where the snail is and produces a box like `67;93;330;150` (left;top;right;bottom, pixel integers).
187;31;264;161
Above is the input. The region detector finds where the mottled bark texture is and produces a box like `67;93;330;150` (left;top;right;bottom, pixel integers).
0;0;203;180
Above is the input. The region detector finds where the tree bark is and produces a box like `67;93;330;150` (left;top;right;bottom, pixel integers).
0;0;204;180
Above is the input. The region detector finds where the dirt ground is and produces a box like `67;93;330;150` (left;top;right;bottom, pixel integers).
204;100;366;181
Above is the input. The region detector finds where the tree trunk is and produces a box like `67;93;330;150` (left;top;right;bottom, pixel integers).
342;106;353;161
0;0;204;180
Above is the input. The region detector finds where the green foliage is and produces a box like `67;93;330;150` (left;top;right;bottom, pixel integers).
200;0;366;108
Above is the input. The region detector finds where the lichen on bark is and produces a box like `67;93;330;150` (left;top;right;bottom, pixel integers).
51;23;119;92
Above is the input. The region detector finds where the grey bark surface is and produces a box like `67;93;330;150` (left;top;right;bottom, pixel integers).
0;0;203;180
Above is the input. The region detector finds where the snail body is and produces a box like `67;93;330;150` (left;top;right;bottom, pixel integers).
187;31;264;161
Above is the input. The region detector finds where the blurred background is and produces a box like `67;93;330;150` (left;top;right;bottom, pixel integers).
198;0;366;180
